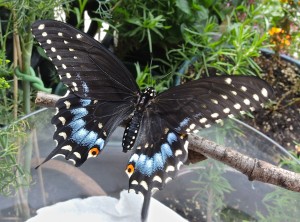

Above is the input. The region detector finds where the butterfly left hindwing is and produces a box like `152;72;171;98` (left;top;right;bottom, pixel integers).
47;92;135;167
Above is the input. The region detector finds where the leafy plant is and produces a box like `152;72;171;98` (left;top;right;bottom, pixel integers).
169;2;270;80
0;1;68;220
0;120;30;196
189;160;234;221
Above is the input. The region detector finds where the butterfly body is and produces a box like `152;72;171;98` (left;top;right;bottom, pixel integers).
32;20;273;221
122;87;156;152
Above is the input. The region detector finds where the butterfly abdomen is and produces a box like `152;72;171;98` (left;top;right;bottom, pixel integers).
122;111;142;152
122;87;156;152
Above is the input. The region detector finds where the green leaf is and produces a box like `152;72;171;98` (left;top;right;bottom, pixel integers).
176;0;191;15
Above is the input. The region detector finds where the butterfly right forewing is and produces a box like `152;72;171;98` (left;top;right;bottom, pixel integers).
153;76;273;134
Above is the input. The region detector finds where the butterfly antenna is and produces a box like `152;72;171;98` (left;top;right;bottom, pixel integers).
141;191;152;222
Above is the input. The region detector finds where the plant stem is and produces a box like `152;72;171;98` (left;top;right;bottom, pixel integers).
13;12;20;120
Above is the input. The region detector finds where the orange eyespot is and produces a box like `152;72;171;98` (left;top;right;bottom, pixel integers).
125;164;135;177
88;147;100;158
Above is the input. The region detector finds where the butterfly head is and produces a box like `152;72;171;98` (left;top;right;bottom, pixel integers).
142;87;156;99
136;87;156;111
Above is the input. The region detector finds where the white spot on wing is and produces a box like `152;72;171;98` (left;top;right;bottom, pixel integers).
131;180;138;185
225;78;232;84
234;103;241;109
46;39;52;44
177;161;183;170
223;108;230;113
74;152;81;159
140;181;148;190
51;47;56;52
64;101;71;109
189;123;196;129
205;124;211;128
211;99;218;104
231;90;237;95
199;118;207;123
165;177;172;183
38;24;45;30
241;86;247;92
261;88;268;97
211;113;219;118
58;116;66;125
58;132;67;139
153;175;162;183
42;32;47;37
61;145;72;151
166;166;175;172
253;94;259;101
184;141;189;152
76;34;83;39
221;94;228;100
243;99;250;105
175;149;183;156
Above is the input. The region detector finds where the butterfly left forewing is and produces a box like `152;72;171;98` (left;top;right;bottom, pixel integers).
31;20;139;100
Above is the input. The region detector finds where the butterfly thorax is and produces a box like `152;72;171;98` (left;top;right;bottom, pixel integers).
122;87;156;152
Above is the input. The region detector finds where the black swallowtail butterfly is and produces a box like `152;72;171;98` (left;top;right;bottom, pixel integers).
32;20;273;221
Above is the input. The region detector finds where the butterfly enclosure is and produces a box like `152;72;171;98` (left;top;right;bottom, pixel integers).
1;1;300;222
1;108;300;222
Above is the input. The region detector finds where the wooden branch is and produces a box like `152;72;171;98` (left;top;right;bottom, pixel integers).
35;91;61;107
35;91;300;193
189;134;300;192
